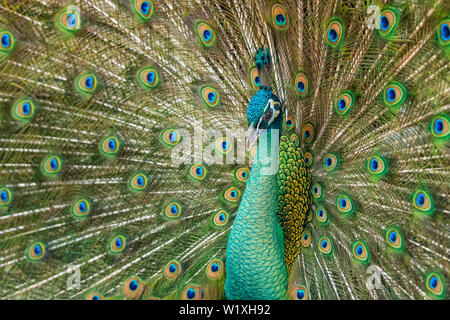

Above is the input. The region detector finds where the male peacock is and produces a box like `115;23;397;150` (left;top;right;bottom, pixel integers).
0;0;448;300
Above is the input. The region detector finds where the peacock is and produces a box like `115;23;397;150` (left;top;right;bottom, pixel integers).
0;0;448;300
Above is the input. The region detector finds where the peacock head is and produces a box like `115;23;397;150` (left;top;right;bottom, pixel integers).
246;87;283;150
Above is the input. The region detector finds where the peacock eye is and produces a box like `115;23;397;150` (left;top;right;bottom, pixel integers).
336;194;355;215
100;135;120;157
164;202;182;219
335;91;354;115
76;73;97;94
41;154;62;177
437;19;450;46
11;98;36;122
430;116;449;139
318;237;332;254
294;72;309;96
123;277;144;299
58;7;81;33
383;82;406;110
378;8;399;36
86;292;103;300
206;259;224;280
425;272;445;297
302;123;315;143
138;67;159;89
72;198;91;220
0;30;14;54
250;67;261;90
201;86;220;108
301;230;311;247
326;18;344;47
164;260;182;280
27;242;46;261
133;0;154;20
196;21;216;47
224;187;240;203
129;173;148;191
271;3;289;31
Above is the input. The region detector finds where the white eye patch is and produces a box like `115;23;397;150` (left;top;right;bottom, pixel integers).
261;99;280;126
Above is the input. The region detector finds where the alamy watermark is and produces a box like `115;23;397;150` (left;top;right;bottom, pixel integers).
67;264;81;290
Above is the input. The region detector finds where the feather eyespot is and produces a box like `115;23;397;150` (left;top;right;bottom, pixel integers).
383;82;406;110
133;0;154;20
312;183;324;200
0;30;14;54
75;73;97;94
100;135;120;157
86;292;103;300
385;227;404;251
26;242;46;262
271;3;289;31
224;187;240;203
431;115;449;139
182;285;202;300
109;235;126;254
378;8;399;36
318;237;332;254
164;260;182;280
216;137;231;154
189;164;207;181
352;241;370;264
250;67;261;90
316;206;328;224
301;230;311;247
129;173;149;191
290;285;308;300
367;156;388;176
412;189;434;215
71;198;91;220
425;272;446;298
285;114;294;130
161;128;181;146
0;187;13;206
336;194;354;215
196;21;215;47
123;277;144;299
213;210;228;226
201;86;220;108
41;154;62;177
335;91;354;115
206;259;224;280
11;98;36;122
301;123;315;143
58;7;81;32
235;167;250;183
138;67;159;89
304;152;314;168
294;72;309;96
322;153;339;172
437;19;450;46
164;202;182;219
326;19;344;47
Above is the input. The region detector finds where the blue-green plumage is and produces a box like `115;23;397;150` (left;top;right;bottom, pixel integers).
225;89;287;299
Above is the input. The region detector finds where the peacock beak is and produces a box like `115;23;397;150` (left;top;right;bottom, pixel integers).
246;125;263;151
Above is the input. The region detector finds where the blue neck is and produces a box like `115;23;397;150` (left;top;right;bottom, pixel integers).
224;127;288;300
